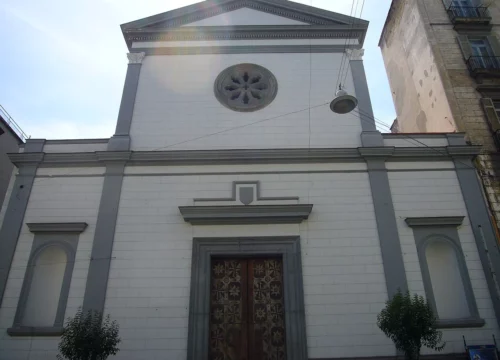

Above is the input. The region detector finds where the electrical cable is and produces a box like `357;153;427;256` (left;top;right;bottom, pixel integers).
335;0;357;92
342;0;365;88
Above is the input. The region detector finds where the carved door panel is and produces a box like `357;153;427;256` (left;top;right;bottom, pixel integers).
209;258;286;360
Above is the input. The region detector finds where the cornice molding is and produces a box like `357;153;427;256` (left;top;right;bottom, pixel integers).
8;153;44;166
8;146;481;168
133;44;360;56
124;25;366;47
405;217;465;227
27;222;88;233
179;204;313;225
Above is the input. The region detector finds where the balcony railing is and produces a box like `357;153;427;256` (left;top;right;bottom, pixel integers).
0;105;27;142
466;56;500;79
447;5;491;22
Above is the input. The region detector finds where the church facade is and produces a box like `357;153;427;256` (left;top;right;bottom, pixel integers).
1;1;500;359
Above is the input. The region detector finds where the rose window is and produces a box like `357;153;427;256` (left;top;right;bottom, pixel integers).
214;63;278;112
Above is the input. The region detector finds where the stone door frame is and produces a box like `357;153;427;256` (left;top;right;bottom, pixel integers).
187;236;308;360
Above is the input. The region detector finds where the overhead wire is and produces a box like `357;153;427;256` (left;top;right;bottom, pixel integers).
30;101;331;186
335;0;357;92
342;0;365;88
350;107;477;170
27;101;480;187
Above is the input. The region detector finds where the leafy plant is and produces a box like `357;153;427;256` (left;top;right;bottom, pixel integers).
57;308;121;360
377;290;445;360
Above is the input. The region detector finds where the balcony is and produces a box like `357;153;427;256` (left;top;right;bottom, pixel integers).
447;5;492;31
466;56;500;81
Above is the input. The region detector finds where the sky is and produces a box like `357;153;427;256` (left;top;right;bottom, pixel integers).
0;0;396;140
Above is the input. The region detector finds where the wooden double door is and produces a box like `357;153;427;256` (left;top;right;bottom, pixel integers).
209;257;286;360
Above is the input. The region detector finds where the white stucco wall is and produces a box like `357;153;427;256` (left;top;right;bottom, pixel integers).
0;171;104;360
129;52;360;151
181;7;310;26
389;168;500;354
104;163;392;360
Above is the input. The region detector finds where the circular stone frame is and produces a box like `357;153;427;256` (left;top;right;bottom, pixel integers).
214;63;278;112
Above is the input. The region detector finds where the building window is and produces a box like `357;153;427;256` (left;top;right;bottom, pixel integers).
458;35;500;76
214;63;278;112
494;101;500;119
405;217;484;328
8;222;87;336
451;0;473;17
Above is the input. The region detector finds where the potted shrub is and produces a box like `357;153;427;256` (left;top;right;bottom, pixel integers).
57;308;121;360
377;290;445;360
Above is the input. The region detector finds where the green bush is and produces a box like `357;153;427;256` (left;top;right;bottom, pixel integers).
57;308;120;360
377;290;445;360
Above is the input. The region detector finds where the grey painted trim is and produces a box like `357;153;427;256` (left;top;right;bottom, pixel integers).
82;163;125;314
436;318;485;329
188;236;307;360
134;44;360;56
125;26;367;48
179;204;313;225
23;139;45;153
411;226;484;328
9;234;79;335
214;63;278;112
109;61;144;151
450;156;500;327
45;139;109;145
194;181;299;202
33;169;460;179
405;217;465;227
27;222;88;233
7;326;63;337
0;165;40;308
446;133;467;145
383;133;455;139
447;133;500;327
365;158;408;298
350;60;376;132
8;146;482;168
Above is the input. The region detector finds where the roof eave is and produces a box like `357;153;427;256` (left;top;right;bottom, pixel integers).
120;0;369;36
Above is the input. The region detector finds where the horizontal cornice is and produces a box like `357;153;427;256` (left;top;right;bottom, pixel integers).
405;217;465;227
179;204;313;225
133;44;360;56
27;222;88;233
8;146;482;168
124;25;366;48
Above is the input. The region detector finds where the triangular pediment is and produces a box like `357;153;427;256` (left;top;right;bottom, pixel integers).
180;7;310;27
121;0;369;49
121;0;367;30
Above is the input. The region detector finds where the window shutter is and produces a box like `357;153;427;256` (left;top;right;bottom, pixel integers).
487;36;500;57
457;35;472;60
481;98;500;131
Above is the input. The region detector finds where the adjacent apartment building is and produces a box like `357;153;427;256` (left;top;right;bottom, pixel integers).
0;106;25;209
380;0;500;228
2;0;500;359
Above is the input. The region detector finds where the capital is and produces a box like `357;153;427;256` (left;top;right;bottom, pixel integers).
346;48;364;61
127;52;146;64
